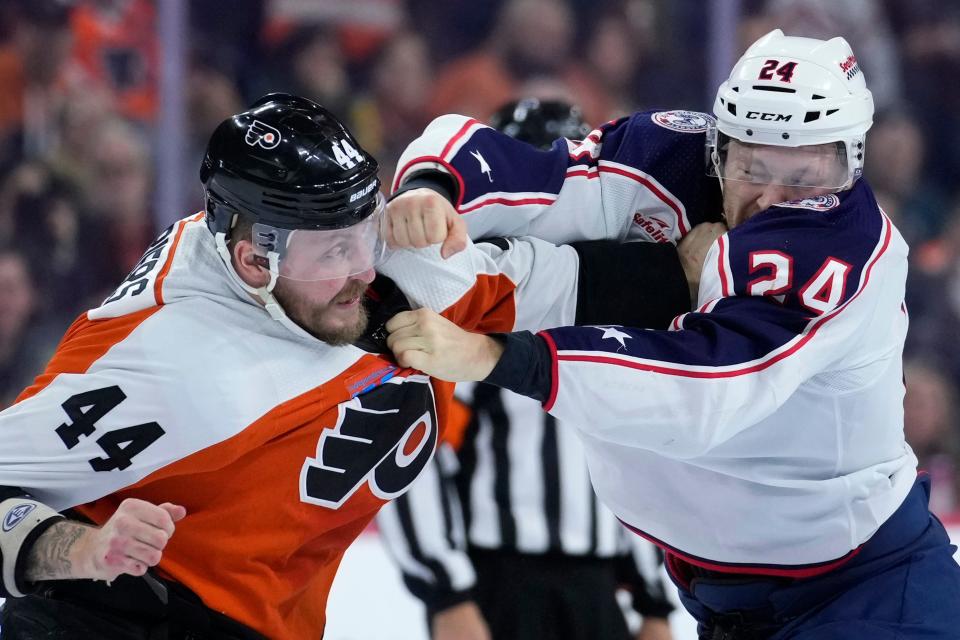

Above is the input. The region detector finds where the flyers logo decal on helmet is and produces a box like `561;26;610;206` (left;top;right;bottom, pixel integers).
245;120;282;149
300;374;438;509
651;110;714;133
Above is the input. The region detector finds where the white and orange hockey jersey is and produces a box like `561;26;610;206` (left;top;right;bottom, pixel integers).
0;212;584;638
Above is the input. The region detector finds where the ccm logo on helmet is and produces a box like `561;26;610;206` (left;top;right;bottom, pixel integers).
745;111;792;122
245;120;282;149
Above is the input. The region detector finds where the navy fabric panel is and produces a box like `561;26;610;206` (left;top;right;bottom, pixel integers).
545;296;808;369
544;179;887;369
595;111;722;227
727;179;884;308
449;128;568;204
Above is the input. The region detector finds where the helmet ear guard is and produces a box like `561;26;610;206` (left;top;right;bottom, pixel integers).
710;29;874;189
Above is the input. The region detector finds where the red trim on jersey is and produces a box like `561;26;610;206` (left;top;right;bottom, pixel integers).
539;331;560;411
154;213;203;305
392;156;467;208
554;216;893;379
620;518;863;578
717;235;731;297
598;165;690;234
565;168;600;180
440;118;483;161
459;196;556;215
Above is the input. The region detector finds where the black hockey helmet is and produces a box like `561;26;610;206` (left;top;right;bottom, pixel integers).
489;98;591;150
201;92;381;235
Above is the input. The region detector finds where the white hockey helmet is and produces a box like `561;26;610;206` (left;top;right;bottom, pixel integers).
709;29;874;190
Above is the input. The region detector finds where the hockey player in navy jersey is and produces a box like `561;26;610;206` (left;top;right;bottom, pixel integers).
384;30;960;639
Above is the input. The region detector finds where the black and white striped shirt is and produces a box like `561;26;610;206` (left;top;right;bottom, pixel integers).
377;382;672;615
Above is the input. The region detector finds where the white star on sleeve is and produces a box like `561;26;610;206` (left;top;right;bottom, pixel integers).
595;326;633;349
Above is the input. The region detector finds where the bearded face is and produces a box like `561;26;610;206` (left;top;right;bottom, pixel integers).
272;270;374;345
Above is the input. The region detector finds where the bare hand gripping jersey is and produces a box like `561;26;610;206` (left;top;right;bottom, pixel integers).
0;213;582;638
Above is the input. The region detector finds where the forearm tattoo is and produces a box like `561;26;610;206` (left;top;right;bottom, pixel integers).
24;521;90;582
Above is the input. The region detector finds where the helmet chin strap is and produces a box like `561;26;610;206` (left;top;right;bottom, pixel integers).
214;231;314;339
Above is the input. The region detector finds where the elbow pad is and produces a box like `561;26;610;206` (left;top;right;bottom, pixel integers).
0;497;65;597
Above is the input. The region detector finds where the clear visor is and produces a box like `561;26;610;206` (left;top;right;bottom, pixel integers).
253;192;388;282
709;137;850;190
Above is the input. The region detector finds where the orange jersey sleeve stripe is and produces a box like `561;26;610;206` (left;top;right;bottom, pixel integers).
14;307;163;405
154;212;204;305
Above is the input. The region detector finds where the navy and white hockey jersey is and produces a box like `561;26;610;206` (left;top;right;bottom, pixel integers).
394;111;915;573
393;109;723;245
539;180;914;571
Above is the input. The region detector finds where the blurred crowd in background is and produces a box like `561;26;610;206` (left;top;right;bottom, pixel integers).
1;0;959;514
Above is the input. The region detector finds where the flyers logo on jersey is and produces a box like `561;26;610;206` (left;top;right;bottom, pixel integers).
300;374;438;509
245;120;281;149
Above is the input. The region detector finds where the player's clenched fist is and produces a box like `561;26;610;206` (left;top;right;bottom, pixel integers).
81;498;186;581
386;309;504;382
386;188;468;258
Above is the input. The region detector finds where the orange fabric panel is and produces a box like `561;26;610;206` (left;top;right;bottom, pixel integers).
440;396;472;451
14;306;162;404
440;272;517;334
74;355;456;640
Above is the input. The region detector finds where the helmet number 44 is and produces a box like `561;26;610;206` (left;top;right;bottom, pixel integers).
331;139;365;169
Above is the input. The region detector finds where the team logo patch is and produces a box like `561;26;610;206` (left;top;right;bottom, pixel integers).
651;110;714;133
245;120;281;149
300;375;438;509
2;503;35;532
776;194;841;211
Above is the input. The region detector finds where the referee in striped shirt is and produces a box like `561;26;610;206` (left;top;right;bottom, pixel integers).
376;99;675;640
377;383;676;640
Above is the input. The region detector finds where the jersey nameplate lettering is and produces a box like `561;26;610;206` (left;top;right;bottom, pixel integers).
91;222;180;319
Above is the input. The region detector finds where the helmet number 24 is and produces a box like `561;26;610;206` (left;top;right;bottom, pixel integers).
758;59;798;83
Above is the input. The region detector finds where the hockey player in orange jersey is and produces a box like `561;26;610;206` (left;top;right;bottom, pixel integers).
0;93;700;639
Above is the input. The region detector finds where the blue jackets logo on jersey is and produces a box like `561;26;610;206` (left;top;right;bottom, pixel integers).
775;194;841;211
651;110;714;133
